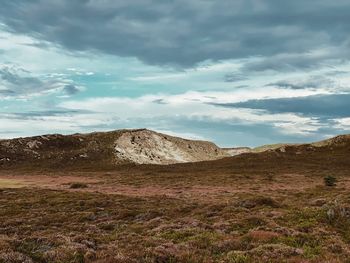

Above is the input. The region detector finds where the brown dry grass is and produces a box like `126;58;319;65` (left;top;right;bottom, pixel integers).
1;142;350;262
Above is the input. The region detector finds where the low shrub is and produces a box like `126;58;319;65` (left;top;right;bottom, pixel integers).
324;176;337;187
70;182;88;189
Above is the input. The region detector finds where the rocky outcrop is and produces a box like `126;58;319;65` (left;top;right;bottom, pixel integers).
114;129;229;164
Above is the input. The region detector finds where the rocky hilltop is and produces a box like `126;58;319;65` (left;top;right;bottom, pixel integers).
0;129;230;169
114;129;229;164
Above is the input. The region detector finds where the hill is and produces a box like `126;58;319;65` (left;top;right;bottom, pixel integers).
1;130;349;171
0;129;230;169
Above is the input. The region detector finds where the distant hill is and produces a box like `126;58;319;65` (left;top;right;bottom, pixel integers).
1;129;349;170
0;129;230;169
157;134;350;179
237;135;350;154
311;134;350;147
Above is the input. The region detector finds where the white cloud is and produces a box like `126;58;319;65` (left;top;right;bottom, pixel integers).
334;118;350;130
59;90;324;138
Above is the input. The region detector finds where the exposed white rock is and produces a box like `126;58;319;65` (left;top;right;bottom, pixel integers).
223;147;251;156
26;140;42;150
79;153;88;158
114;129;229;164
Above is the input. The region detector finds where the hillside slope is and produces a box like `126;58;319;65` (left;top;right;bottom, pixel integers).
1;130;349;170
0;129;230;169
181;134;350;176
114;129;229;164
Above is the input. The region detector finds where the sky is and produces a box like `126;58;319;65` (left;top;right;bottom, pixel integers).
0;0;350;147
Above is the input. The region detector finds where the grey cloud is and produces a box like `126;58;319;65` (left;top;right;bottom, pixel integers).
0;89;15;95
0;66;82;97
213;93;350;118
24;41;53;49
266;82;308;90
240;50;345;73
1;67;41;87
1;0;350;67
266;76;337;90
224;73;247;82
152;99;167;105
63;84;80;95
325;70;349;76
0;109;93;120
0;67;47;96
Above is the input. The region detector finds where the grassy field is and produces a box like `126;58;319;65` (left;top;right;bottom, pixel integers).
1;144;350;262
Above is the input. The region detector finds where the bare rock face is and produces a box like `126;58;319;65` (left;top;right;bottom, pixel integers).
222;147;252;156
114;129;229;164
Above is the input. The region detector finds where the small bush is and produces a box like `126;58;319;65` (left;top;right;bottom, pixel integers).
324;176;337;187
70;182;88;189
238;196;279;209
227;251;251;263
265;172;275;182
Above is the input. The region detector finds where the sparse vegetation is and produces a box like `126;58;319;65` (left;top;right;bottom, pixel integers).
1;170;350;262
69;182;88;189
0;132;349;262
324;176;337;187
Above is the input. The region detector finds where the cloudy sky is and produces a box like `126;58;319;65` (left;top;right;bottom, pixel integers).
0;0;350;147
